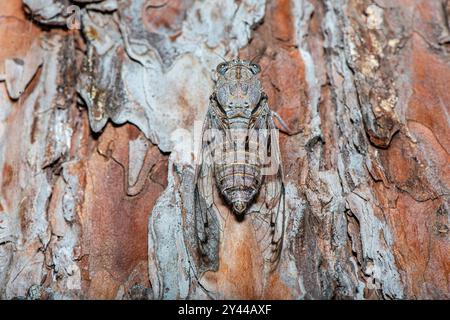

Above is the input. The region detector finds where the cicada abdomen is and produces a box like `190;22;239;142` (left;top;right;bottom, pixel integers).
194;59;286;274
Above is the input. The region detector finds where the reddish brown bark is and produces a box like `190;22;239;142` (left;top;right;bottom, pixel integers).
0;0;448;299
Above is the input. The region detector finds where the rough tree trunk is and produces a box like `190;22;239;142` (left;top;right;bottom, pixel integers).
0;0;448;300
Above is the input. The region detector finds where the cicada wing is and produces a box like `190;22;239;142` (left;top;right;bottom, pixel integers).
248;103;286;268
193;103;225;274
249;173;285;267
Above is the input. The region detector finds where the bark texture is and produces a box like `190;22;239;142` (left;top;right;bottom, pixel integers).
0;0;449;299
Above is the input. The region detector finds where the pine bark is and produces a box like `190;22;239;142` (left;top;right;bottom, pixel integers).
0;0;448;299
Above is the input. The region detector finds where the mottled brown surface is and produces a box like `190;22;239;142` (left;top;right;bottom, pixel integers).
0;0;449;299
0;0;168;299
0;1;39;65
82;124;167;298
378;30;450;298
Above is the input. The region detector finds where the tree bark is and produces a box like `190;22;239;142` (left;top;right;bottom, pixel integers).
0;0;448;299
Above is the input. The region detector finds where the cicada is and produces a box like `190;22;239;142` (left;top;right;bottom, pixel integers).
194;59;287;274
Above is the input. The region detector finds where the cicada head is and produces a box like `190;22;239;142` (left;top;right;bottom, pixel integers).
214;59;262;126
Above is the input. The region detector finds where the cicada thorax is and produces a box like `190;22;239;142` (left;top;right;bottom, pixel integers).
209;94;272;216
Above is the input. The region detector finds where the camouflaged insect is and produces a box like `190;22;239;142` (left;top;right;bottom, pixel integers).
194;59;286;273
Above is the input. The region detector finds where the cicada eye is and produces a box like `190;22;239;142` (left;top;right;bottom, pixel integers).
250;63;261;75
216;62;228;75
